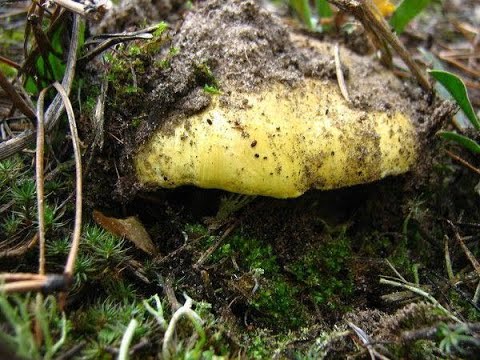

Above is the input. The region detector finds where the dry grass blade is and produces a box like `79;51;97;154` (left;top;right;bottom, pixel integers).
0;70;36;120
0;274;68;294
444;235;455;282
0;273;46;282
380;277;461;323
402;322;480;342
1;279;48;294
93;76;108;150
54;0;111;19
448;220;480;280
79;33;154;64
36;88;48;276
334;43;350;102
445;150;480;176
0;233;38;258
51;82;82;278
0;14;82;161
347;322;391;360
437;54;480;79
0;55;21;70
193;221;238;270
51;0;89;16
22;4;64;76
385;259;407;283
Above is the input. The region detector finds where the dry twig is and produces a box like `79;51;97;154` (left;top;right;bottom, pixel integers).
445;150;480;176
193;221;238;269
51;82;83;279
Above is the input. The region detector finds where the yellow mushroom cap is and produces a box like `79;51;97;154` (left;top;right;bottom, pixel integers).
135;78;418;198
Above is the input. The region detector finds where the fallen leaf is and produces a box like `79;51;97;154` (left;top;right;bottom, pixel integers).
93;210;158;255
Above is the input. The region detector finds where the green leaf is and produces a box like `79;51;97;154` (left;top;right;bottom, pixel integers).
438;131;480;154
429;69;480;130
418;49;470;128
390;0;431;34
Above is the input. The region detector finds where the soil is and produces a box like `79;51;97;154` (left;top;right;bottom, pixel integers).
79;0;464;331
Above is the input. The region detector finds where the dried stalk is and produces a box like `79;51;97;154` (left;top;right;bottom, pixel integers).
402;322;480;342
445;150;480;176
327;0;431;91
448;220;480;278
51;82;82;278
79;32;154;64
0;273;46;282
194;221;238;269
0;274;68;294
1;279;47;294
36;88;49;276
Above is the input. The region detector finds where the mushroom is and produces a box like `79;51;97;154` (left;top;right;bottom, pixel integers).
135;77;417;198
132;0;431;199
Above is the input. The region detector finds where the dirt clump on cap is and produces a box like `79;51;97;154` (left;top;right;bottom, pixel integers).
134;0;444;145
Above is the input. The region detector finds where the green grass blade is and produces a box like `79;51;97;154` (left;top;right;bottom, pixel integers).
390;0;431;34
315;0;332;31
429;70;480;130
438;131;480;154
290;0;313;29
316;0;332;18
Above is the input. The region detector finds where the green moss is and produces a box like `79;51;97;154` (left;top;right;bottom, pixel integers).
211;233;305;327
0;62;17;78
152;22;169;38
194;62;220;93
127;45;142;56
203;84;222;95
155;58;171;69
185;223;209;236
1;214;22;237
388;339;438;360
73;298;152;359
289;227;354;311
82;224;130;266
247;332;272;360
191;224;355;328
104;46;149;101
169;46;180;56
251;276;304;327
227;234;278;274
130;117;142;128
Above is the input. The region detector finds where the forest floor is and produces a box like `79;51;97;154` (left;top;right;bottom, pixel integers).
1;0;480;359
